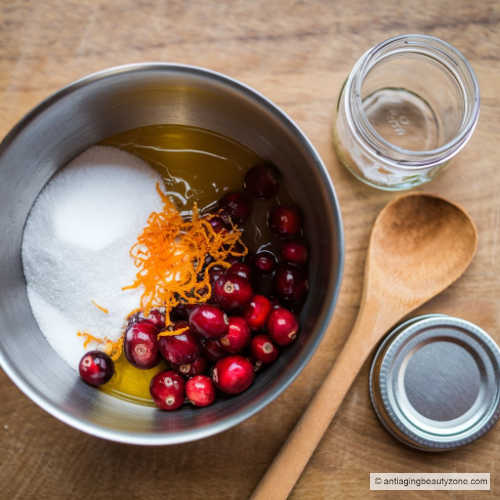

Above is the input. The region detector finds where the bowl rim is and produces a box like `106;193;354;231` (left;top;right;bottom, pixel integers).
0;62;344;445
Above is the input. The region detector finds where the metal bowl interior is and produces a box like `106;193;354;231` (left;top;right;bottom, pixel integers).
0;64;343;445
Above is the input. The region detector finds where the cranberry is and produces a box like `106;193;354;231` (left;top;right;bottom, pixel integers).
244;295;272;331
253;250;277;273
79;351;114;386
274;265;309;304
176;357;208;377
124;320;160;369
281;241;308;266
158;322;201;365
220;316;251;353
212;355;255;395
251;334;279;364
219;192;252;225
269;297;282;309
202;339;227;362
214;274;253;311
128;308;165;330
150;370;185;411
268;307;299;346
269;206;302;237
244;163;280;199
209;265;226;284
207;216;227;233
186;375;215;407
227;262;252;282
189;305;229;338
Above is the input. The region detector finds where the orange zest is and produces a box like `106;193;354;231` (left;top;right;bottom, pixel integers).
91;300;109;314
78;182;247;359
122;182;247;328
77;331;123;362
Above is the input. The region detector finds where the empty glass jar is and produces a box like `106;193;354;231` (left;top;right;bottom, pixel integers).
333;34;480;190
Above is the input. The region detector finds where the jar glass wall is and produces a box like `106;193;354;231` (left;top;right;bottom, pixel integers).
333;35;480;190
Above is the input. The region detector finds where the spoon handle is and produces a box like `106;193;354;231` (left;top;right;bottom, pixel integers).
250;306;384;500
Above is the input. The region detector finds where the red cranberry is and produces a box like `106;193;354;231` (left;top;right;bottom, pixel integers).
79;351;114;386
176;357;208;377
124;320;160;369
244;163;280;199
269;206;302;237
209;265;226;284
253;250;277;273
274;265;309;304
244;295;272;331
158;322;201;365
214;274;253;311
207;216;227;233
128;308;165;330
186;375;215;407
150;370;185;410
281;241;308;266
220;316;251;353
269;297;282;309
251;334;279;363
189;305;229;339
212;355;255;395
227;262;252;282
267;307;299;346
219;192;252;225
202;339;227;362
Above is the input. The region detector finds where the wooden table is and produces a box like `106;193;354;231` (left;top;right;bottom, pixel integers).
1;1;499;498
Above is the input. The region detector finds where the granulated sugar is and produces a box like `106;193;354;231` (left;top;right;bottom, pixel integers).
22;146;163;369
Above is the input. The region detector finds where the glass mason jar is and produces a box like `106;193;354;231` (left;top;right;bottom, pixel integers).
333;34;480;190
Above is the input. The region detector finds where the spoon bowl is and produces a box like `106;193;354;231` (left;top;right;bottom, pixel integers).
252;193;478;500
371;193;478;305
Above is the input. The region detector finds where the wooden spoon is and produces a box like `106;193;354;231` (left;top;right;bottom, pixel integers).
251;193;478;500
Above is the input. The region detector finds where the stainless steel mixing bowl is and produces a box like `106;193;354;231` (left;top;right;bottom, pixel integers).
0;63;344;445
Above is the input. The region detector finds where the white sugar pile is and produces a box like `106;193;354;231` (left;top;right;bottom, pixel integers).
22;146;164;369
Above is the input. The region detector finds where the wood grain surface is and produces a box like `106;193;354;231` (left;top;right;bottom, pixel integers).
1;1;499;499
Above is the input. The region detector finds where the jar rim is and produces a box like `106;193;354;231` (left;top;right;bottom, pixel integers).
346;34;480;170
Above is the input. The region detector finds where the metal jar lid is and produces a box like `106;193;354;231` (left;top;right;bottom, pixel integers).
369;314;500;451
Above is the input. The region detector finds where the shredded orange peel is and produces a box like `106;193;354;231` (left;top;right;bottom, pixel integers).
91;300;109;314
77;331;123;361
77;182;247;354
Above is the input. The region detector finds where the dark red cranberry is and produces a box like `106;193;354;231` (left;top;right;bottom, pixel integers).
251;334;279;363
244;295;272;331
267;307;299;346
244;163;280;199
274;265;309;304
128;308;165;330
150;370;185;410
209;265;226;284
79;350;114;386
269;206;302;237
219;192;252;225
207;216;227;233
269;297;282;309
186;375;215;407
212;355;255;395
202;339;227;362
176;357;208;377
253;250;277;273
189;305;229;339
220;316;251;353
227;262;252;282
124;320;160;369
281;241;308;266
214;274;253;311
158;322;201;365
